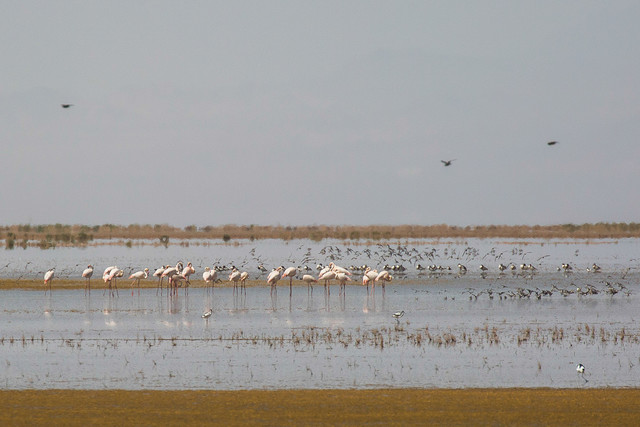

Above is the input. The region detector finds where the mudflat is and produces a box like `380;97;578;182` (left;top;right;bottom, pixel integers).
2;388;639;426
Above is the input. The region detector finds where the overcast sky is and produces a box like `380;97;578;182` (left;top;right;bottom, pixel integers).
1;1;639;227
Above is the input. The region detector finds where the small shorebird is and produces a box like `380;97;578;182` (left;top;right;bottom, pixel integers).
202;308;212;321
393;310;405;324
576;363;587;382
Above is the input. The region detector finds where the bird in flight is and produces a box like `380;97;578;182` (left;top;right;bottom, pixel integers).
61;104;74;108
547;141;558;146
441;159;456;167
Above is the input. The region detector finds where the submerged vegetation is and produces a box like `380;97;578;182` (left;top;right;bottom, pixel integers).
1;222;640;248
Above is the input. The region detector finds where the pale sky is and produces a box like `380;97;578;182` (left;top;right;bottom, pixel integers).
2;1;639;227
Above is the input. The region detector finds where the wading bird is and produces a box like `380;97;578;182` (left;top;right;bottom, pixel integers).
44;268;55;294
282;267;297;296
302;274;318;295
576;363;587;382
393;310;405;324
153;266;167;294
82;265;94;294
266;267;283;296
229;268;242;294
202;308;212;321
129;268;149;295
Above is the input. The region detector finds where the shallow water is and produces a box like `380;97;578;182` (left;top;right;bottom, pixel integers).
1;238;639;390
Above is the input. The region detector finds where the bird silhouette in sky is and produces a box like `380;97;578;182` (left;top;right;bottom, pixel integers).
61;104;74;109
441;159;456;167
547;141;558;146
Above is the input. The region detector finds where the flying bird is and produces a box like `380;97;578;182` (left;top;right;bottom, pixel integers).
441;159;456;166
547;141;558;146
61;104;74;108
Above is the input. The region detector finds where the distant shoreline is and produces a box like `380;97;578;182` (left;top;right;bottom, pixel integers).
2;222;639;249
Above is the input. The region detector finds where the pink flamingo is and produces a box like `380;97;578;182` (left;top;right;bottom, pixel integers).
44;268;55;295
282;267;297;296
266;267;283;296
129;268;149;296
82;265;94;294
302;274;318;295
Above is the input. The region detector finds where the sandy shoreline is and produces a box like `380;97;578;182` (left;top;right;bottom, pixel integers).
2;389;639;426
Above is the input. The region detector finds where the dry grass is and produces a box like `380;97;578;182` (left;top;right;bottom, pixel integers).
1;388;639;426
2;222;640;248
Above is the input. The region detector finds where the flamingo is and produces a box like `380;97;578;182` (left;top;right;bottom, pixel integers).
329;262;351;275
105;267;123;297
375;270;392;293
82;265;94;294
153;265;167;294
229;269;242;294
239;271;249;294
162;262;183;295
302;274;317;295
102;266;117;296
44;268;54;294
318;270;336;295
129;268;149;295
335;272;351;295
169;273;186;294
363;267;378;294
203;267;214;288
181;262;195;286
266;267;283;296
282;267;297;297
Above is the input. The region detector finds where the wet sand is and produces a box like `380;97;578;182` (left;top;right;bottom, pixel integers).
2;389;639;426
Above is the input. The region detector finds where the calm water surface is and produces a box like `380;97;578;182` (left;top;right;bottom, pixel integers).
1;238;639;389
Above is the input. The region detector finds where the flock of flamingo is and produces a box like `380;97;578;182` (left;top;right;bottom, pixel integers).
41;262;393;297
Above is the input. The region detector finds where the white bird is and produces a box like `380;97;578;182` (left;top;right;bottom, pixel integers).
103;266;117;282
203;267;214;287
104;267;123;297
375;270;392;293
576;363;588;382
362;268;379;294
329;262;351;275
43;268;55;294
129;268;149;295
302;274;318;295
239;271;249;293
318;270;337;295
202;308;212;320
282;267;297;296
266;267;283;296
82;265;94;294
335;272;352;295
229;269;242;294
154;265;167;294
393;310;405;319
181;262;195;285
